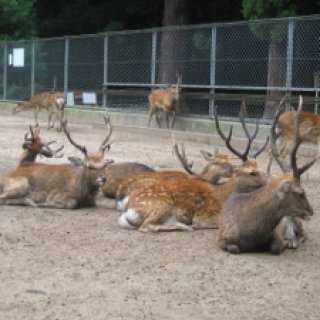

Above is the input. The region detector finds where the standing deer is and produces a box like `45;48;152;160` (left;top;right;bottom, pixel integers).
12;92;66;132
147;75;182;128
267;96;320;172
0;117;113;208
219;96;317;254
118;113;269;232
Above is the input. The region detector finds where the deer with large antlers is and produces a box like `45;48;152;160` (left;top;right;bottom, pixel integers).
147;75;182;129
267;96;320;172
12;92;66;131
219;96;317;254
118;111;269;232
0;117;113;208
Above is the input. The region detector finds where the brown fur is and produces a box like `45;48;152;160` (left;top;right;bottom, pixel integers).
115;153;235;210
118;158;267;232
0;162;107;208
147;86;181;128
12;92;65;131
218;174;313;254
101;162;154;198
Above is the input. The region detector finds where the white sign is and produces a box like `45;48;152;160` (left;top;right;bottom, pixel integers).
82;92;97;104
66;92;75;106
12;48;24;67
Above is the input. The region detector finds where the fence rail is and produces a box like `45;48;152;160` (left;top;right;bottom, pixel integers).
1;14;320;119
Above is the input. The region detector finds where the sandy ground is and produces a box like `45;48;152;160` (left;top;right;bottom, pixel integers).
0;112;320;320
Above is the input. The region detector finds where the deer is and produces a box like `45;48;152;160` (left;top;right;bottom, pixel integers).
12;92;66;132
115;146;235;212
0;117;114;209
18;125;64;166
147;75;182;129
267;96;320;173
101;162;155;199
118;111;269;232
219;96;317;254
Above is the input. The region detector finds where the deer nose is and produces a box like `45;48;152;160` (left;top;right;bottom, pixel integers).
97;176;107;186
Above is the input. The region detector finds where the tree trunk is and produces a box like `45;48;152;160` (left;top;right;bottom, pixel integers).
263;40;286;119
159;0;188;84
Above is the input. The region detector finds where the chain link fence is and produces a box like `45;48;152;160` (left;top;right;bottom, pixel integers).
0;15;319;120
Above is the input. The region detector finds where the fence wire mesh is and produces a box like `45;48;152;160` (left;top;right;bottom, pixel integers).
1;15;320;120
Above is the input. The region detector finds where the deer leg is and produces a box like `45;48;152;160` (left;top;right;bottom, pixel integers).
170;111;176;129
34;107;39;127
139;214;193;233
0;197;38;207
165;112;170;129
139;221;193;233
47;112;53;130
155;111;161;128
147;110;154;128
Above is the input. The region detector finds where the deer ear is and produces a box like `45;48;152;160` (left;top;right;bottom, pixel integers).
276;181;292;199
68;156;83;166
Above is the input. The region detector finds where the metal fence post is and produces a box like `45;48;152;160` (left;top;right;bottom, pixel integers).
286;19;294;111
209;26;217;119
64;37;69;97
151;30;157;86
3;43;7;101
31;40;35;96
103;34;109;109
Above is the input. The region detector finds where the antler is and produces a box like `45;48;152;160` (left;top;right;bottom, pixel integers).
99;115;113;154
24;125;36;141
291;95;319;181
214;107;251;162
172;134;196;175
61;119;88;156
44;140;64;158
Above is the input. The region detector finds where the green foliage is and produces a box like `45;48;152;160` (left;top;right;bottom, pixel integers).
242;0;297;42
242;0;297;20
0;0;36;40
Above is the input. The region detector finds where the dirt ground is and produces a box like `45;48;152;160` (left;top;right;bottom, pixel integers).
0;111;320;320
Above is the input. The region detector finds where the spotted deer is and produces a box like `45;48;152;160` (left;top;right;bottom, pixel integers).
115;146;234;212
0;117;113;208
147;75;182;128
12;92;66;131
118;112;269;232
267;96;320;172
219;96;317;254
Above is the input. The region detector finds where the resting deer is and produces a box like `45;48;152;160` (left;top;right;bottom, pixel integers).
267;96;320;172
115;146;234;212
118;112;269;232
147;75;182;128
12;92;66;131
0;117;113;208
101;162;155;199
19;125;64;166
219;96;317;254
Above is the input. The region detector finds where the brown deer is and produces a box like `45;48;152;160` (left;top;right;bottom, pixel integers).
101;162;155;199
0;117;113;208
115;147;234;212
267;96;320;172
19;125;64;166
147;75;182;128
219;96;317;254
12;92;66;131
118;113;269;232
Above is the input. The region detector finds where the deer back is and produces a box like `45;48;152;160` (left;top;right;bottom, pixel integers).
101;162;155;198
